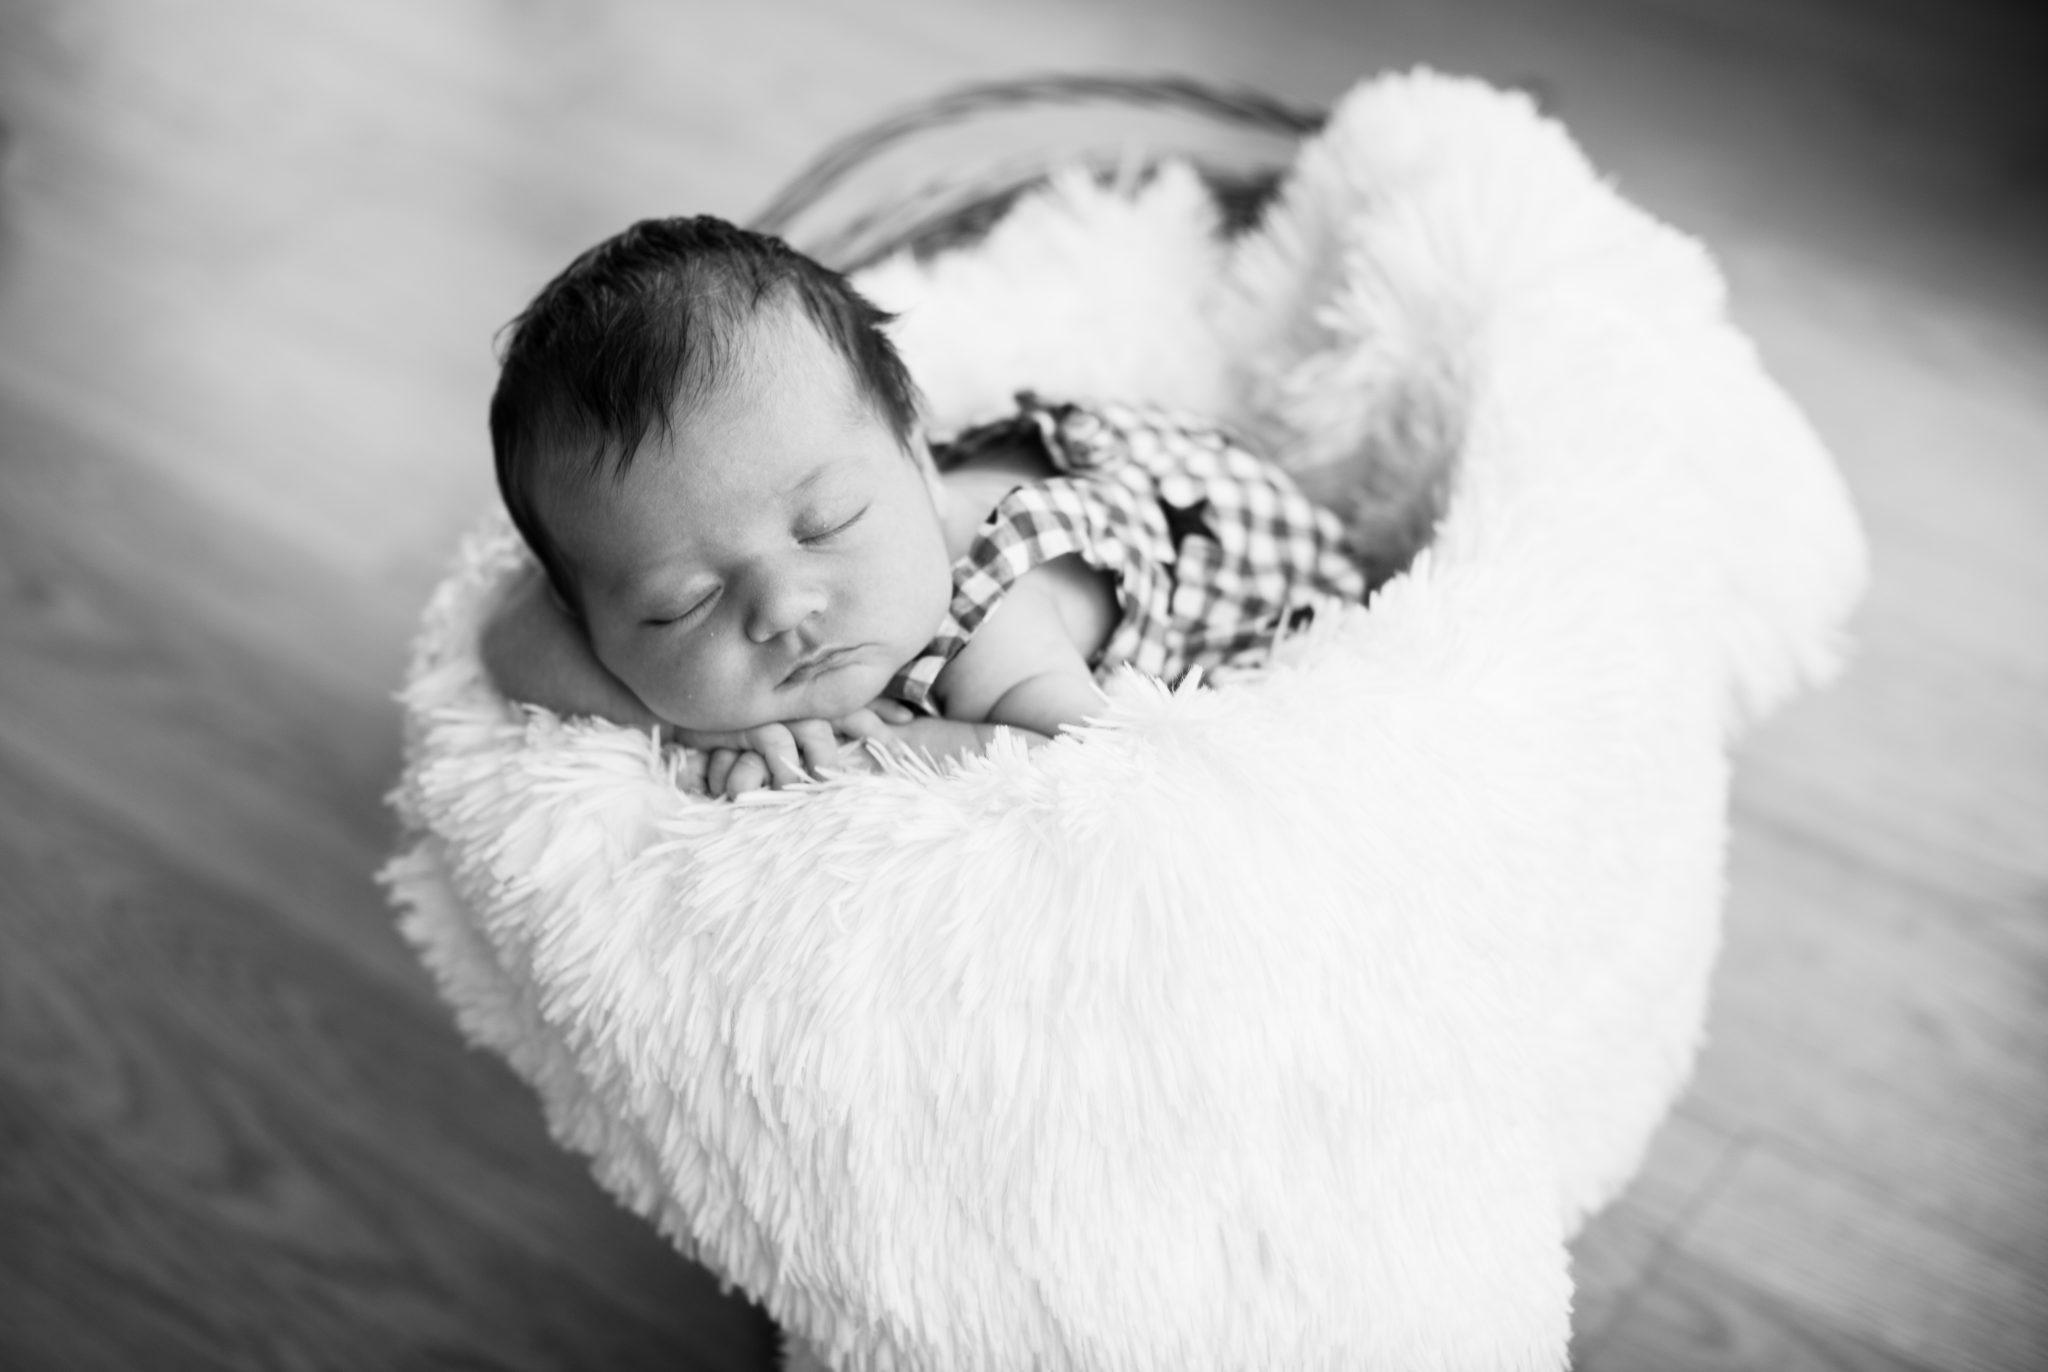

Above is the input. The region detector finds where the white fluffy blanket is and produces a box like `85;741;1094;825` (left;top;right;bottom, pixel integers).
385;72;1866;1371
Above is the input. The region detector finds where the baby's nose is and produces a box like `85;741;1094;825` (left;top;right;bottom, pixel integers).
745;575;826;643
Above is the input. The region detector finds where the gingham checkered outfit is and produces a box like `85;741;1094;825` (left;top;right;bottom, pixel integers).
887;393;1364;714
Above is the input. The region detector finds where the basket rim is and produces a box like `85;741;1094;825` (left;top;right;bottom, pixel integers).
748;72;1326;244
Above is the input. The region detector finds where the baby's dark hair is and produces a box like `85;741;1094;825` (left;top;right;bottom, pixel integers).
488;214;921;612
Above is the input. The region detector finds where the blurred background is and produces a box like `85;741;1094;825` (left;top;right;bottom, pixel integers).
0;0;2043;1368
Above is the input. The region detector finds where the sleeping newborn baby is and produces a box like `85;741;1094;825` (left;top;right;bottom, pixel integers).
484;215;1362;796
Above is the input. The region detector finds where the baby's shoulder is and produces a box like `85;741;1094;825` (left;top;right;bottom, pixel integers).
934;409;1061;556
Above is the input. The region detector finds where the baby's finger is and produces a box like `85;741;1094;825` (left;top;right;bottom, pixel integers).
744;724;808;788
832;708;896;743
841;719;912;764
785;718;839;776
868;698;915;725
832;708;878;739
672;726;753;752
706;748;740;796
726;750;771;796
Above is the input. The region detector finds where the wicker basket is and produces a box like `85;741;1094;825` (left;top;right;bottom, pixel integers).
748;74;1326;273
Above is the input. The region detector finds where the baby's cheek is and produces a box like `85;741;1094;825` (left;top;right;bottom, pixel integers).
657;641;768;731
602;637;686;722
650;652;716;721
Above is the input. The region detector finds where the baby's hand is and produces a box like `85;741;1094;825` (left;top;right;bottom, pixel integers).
672;720;842;797
671;701;1018;798
834;708;1040;769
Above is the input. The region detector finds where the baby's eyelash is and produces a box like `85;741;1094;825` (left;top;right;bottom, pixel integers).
644;587;717;627
799;507;868;544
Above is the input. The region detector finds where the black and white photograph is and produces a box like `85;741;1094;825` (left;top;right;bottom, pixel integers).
1;1;2042;1368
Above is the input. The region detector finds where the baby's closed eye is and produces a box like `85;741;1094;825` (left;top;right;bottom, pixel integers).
797;505;869;545
642;585;718;627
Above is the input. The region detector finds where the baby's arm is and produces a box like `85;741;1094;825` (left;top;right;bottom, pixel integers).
943;562;1111;736
481;567;665;729
865;555;1114;764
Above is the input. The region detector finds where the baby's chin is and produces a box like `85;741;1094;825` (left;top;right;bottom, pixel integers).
782;658;897;721
656;658;901;735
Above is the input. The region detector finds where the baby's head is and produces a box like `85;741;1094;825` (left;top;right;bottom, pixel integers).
490;216;953;731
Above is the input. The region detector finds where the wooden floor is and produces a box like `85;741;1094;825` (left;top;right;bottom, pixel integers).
1;0;2043;1367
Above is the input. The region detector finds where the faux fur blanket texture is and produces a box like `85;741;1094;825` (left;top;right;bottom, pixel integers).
385;71;1866;1372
